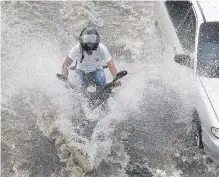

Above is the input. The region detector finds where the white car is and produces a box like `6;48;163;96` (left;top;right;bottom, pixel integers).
154;0;219;163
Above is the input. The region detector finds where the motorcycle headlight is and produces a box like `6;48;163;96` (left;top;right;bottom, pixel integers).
87;85;96;93
211;127;219;139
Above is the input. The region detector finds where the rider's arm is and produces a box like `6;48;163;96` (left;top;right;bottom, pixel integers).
107;60;117;79
100;43;117;78
62;57;73;77
63;44;80;77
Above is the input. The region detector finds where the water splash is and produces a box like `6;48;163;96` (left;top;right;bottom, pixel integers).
2;1;219;177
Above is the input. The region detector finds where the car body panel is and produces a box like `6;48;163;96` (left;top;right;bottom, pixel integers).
200;77;219;121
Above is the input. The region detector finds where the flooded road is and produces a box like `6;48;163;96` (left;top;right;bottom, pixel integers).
1;1;219;177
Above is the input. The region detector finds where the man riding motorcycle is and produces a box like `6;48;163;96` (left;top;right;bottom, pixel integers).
61;27;118;91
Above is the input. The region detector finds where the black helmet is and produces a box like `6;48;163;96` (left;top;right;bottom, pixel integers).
79;27;100;53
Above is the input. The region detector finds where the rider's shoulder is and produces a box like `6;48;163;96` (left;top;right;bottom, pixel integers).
98;43;108;52
70;43;81;52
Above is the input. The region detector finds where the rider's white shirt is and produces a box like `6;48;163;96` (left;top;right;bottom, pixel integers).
68;43;112;73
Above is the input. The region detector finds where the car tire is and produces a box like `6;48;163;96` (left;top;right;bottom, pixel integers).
191;110;204;149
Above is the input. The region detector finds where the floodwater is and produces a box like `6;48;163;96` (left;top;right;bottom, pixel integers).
1;1;219;177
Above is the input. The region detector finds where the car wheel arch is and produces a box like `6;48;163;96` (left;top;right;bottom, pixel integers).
191;109;204;149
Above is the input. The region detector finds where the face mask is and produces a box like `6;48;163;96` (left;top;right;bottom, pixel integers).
86;50;93;55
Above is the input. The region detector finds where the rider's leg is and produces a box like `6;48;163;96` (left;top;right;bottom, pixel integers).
76;69;88;89
94;69;106;88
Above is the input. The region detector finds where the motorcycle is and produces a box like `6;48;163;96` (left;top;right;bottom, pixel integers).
56;66;127;110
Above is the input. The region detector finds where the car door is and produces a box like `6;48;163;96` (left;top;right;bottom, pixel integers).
154;1;183;62
166;1;198;79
